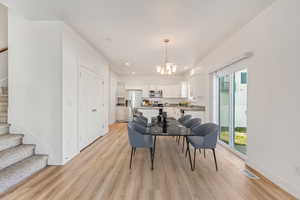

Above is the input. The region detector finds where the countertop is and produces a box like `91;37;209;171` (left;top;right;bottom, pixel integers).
136;105;205;111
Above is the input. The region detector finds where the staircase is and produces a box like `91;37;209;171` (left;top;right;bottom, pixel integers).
0;87;48;194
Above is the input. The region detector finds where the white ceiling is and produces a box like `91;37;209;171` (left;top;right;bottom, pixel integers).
1;0;274;75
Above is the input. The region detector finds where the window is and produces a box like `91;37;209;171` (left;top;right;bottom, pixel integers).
241;72;247;84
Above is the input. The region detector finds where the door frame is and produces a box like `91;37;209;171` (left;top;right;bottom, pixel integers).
213;66;248;160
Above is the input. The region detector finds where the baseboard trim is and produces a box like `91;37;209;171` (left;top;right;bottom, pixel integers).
245;163;299;199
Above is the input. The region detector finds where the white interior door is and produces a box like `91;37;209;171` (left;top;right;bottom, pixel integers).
79;67;104;150
79;68;89;150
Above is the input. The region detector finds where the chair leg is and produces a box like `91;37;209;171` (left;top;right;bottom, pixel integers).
203;149;206;158
150;148;154;170
129;147;134;169
182;137;185;153
185;137;193;171
153;136;157;155
193;147;197;170
212;148;218;171
185;144;188;158
133;147;136;156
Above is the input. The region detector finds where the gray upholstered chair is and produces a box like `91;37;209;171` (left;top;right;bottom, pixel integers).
178;117;202;151
176;115;192;143
178;115;192;123
183;118;202;128
186;123;219;171
133;116;148;127
127;122;154;170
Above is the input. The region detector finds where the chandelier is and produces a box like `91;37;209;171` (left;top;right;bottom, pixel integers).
156;39;177;75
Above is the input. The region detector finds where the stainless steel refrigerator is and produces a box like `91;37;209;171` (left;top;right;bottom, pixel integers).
127;89;143;121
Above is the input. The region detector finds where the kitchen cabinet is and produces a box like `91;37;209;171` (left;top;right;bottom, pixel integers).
188;74;206;101
127;83;188;98
164;107;181;119
116;106;128;122
162;84;181;98
181;81;188;98
117;82;127;97
141;85;149;97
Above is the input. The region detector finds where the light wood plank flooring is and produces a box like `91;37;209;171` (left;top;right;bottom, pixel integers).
1;123;296;200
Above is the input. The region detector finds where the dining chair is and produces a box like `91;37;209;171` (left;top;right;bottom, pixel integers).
183;118;202;129
179;118;202;152
133;116;148;127
178;115;192;123
186;123;219;171
127;122;155;170
176;115;192;143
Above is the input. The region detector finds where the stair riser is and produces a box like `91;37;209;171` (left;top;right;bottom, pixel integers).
0;126;9;135
0;138;22;151
0;88;8;96
0;156;48;193
0;113;7;123
0;117;7;124
0;96;8;103
0;106;7;112
0;146;35;170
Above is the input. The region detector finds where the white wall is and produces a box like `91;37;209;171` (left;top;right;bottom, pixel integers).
9;12;111;165
195;0;300;197
62;25;110;163
109;70;118;124
0;4;7;86
8;12;63;165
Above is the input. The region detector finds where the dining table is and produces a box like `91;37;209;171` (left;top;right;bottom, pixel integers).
142;118;197;170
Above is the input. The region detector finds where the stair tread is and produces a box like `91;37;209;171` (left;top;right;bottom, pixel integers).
0;134;23;141
0;123;9;128
0;134;24;151
0;155;48;193
0;145;35;171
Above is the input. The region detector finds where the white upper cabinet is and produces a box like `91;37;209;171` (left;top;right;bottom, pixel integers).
181;81;188;98
188;74;206;100
141;85;149;97
162;84;181;98
117;82;126;97
136;84;184;98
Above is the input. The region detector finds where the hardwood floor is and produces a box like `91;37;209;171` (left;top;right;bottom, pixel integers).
1;123;296;200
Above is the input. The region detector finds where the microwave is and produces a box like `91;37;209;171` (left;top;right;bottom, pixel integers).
149;90;163;98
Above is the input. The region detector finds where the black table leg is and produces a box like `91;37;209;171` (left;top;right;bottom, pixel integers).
185;136;193;171
153;136;157;155
150;148;154;170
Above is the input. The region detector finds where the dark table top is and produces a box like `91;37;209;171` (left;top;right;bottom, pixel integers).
143;119;197;136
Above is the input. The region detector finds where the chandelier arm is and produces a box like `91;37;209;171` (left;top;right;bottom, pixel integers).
165;40;168;64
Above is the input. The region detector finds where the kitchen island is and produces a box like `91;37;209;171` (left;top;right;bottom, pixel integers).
136;105;206;122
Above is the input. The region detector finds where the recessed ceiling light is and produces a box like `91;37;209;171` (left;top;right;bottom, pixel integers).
131;72;136;75
125;62;130;67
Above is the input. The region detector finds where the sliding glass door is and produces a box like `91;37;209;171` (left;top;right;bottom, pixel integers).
219;75;230;145
217;69;248;155
233;69;248;154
